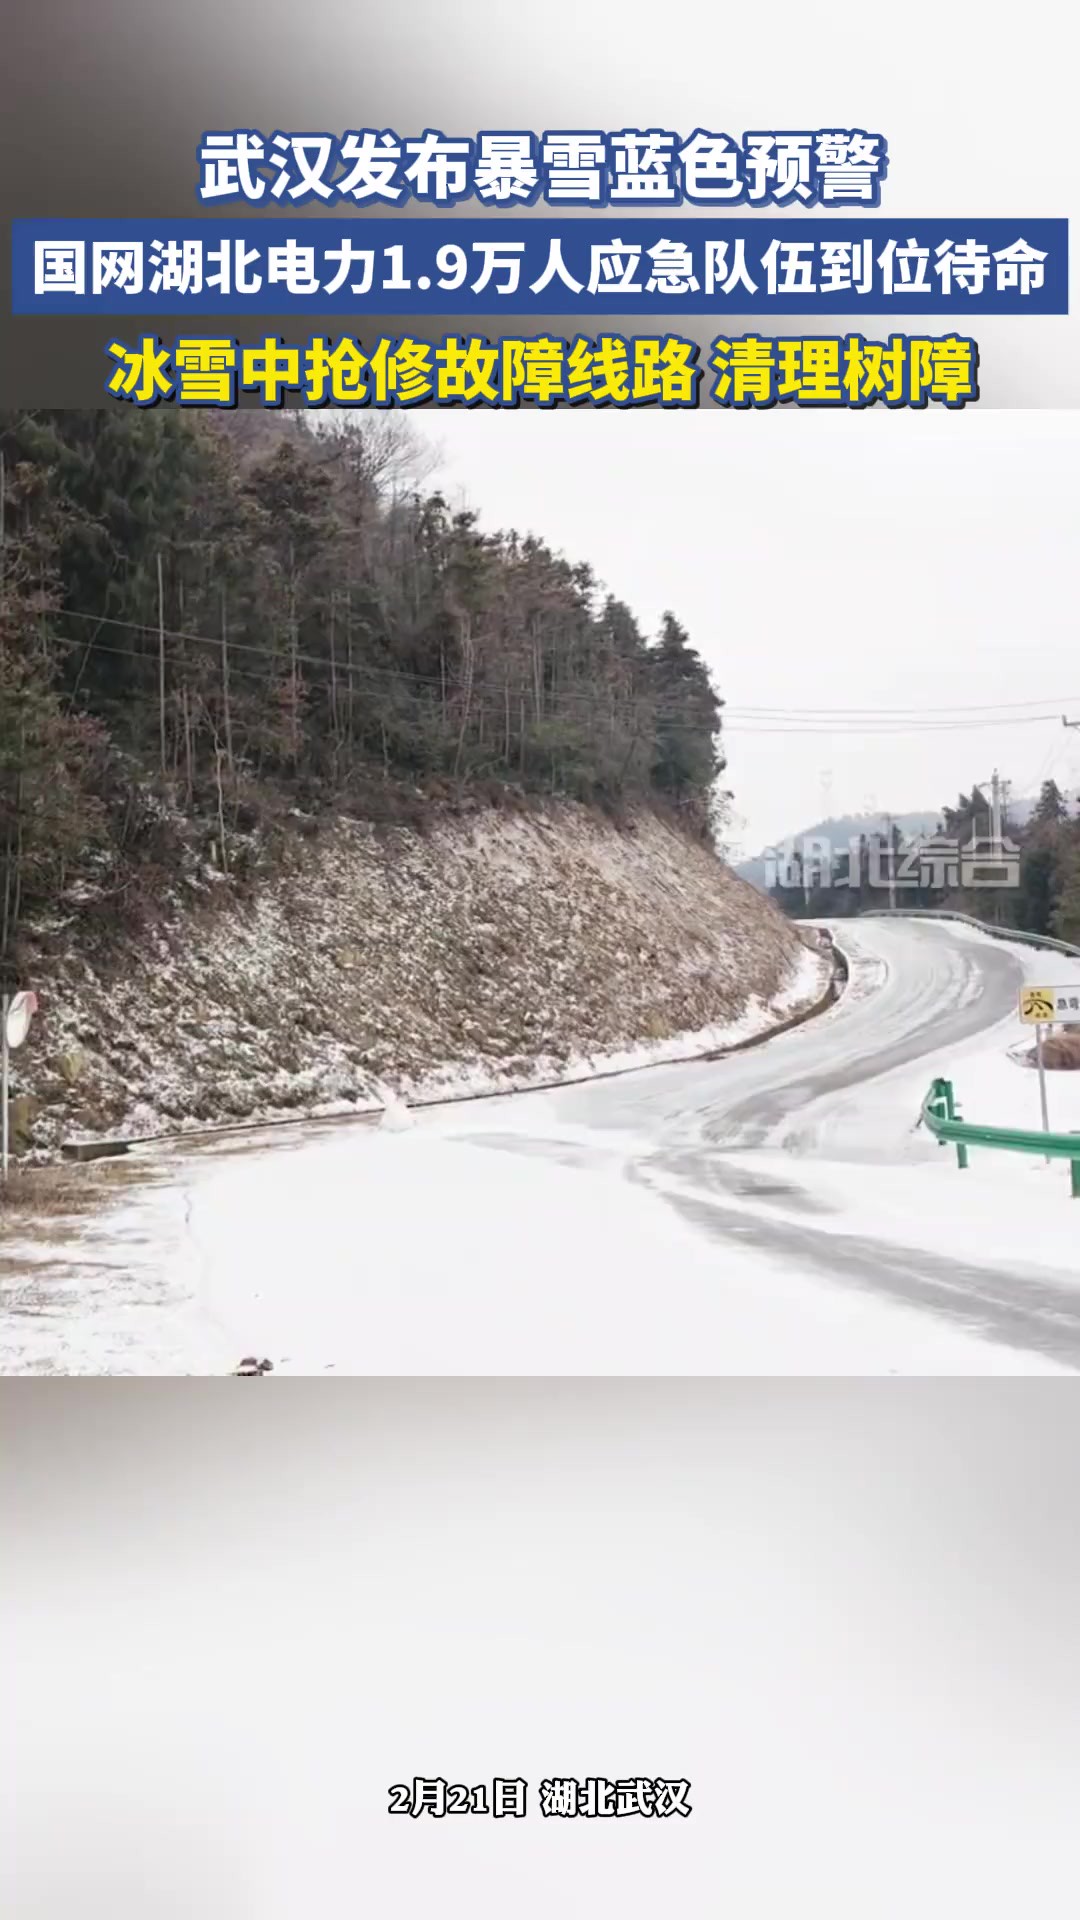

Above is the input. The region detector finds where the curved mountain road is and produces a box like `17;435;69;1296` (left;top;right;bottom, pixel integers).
7;916;1076;1375
453;919;1080;1367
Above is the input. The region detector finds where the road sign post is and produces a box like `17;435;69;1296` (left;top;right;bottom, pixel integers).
1018;986;1057;1025
1;993;8;1183
1;990;38;1182
1034;1021;1051;1159
1018;984;1080;1164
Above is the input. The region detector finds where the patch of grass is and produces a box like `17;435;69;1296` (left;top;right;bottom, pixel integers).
0;1157;157;1229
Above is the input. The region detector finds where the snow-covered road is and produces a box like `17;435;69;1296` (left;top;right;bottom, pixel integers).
431;916;1080;1368
5;917;1080;1375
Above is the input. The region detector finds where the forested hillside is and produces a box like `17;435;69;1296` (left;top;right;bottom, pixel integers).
0;411;724;983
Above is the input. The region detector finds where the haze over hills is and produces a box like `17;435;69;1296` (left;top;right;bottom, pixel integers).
735;793;1080;893
735;812;942;893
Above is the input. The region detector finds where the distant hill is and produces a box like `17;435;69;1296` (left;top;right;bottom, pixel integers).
736;792;1080;893
735;812;941;893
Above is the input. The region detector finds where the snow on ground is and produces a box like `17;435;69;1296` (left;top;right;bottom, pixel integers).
0;1180;212;1376
1;1118;1060;1377
719;922;1080;1276
3;915;1076;1377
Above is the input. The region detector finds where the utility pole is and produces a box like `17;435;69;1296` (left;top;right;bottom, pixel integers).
989;768;1003;847
1062;718;1080;812
990;768;1013;837
987;771;1002;925
882;812;897;910
970;771;1001;921
972;771;1002;845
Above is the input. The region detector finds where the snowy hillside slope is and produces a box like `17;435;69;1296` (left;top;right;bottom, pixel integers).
9;804;827;1151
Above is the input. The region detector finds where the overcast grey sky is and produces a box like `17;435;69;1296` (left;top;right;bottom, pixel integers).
417;411;1079;854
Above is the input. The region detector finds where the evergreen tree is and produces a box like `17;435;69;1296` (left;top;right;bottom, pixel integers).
1033;778;1069;826
0;410;728;960
1051;844;1080;945
649;613;723;834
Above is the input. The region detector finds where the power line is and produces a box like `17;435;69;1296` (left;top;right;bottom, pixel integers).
48;609;1080;725
732;695;1080;717
49;606;719;722
24;627;1076;742
20;608;1080;742
724;714;1063;735
29;629;718;736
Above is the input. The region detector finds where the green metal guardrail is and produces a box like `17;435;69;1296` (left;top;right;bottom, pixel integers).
921;1077;1080;1196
